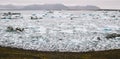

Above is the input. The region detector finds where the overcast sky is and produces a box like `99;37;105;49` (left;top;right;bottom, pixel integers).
0;0;120;9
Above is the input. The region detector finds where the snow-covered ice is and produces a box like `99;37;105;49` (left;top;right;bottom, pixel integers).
0;10;120;52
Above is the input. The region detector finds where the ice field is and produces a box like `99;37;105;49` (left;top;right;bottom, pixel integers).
0;10;120;52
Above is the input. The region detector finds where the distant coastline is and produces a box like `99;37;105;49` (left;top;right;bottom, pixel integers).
0;4;120;11
0;4;100;10
0;9;120;11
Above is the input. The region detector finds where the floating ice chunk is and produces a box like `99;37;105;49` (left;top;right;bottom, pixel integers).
60;30;73;33
103;28;112;31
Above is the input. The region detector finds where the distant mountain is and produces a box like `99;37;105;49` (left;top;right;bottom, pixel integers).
23;4;68;10
0;4;100;10
68;5;100;10
0;4;23;9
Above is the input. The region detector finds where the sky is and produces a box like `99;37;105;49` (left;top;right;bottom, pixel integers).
0;0;120;9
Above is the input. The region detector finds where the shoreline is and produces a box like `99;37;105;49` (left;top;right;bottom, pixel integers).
0;46;120;59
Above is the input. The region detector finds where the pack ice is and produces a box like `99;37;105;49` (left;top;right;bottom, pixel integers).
0;10;120;52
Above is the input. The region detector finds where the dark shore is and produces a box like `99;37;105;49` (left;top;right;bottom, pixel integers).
0;46;120;59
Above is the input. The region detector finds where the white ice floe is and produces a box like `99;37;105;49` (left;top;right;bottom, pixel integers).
0;10;120;52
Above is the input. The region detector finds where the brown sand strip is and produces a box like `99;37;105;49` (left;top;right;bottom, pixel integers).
0;46;120;59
